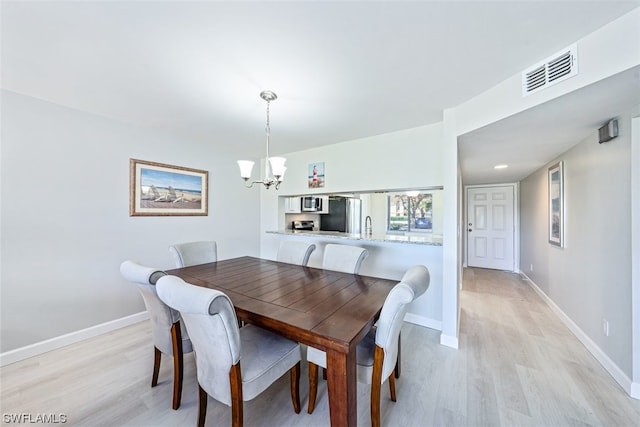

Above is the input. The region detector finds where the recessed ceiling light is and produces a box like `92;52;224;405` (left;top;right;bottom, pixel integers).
494;164;508;170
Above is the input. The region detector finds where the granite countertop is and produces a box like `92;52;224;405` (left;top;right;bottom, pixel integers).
266;229;443;246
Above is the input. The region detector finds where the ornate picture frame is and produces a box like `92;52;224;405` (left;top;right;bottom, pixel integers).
129;158;208;216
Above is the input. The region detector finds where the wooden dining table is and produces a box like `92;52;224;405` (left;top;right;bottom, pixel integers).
166;256;397;427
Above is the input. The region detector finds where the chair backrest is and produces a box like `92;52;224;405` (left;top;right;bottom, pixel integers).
169;241;217;268
156;275;240;406
120;260;178;355
375;265;430;379
144;185;160;200
277;241;316;266
322;244;368;274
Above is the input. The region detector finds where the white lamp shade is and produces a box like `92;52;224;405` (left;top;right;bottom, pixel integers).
269;157;287;177
237;160;254;179
277;166;287;182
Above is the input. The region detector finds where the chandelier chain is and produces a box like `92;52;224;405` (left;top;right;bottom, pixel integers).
265;100;271;157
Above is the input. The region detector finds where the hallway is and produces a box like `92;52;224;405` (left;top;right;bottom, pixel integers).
456;267;640;425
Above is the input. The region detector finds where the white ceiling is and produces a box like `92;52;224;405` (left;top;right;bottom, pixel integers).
2;1;639;185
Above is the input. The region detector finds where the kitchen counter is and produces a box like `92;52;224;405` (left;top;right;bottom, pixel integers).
266;229;443;246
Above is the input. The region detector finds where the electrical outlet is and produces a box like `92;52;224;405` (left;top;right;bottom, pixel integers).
603;319;610;337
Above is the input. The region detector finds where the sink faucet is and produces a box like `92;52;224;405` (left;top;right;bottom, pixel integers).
365;216;372;236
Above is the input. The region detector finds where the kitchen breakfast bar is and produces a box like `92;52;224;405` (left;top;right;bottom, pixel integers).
267;229;443;246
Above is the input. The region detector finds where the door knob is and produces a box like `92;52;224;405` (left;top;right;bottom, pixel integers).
468;229;472;232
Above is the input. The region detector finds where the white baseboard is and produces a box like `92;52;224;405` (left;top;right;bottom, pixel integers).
439;333;459;349
0;311;149;367
631;381;640;399
403;313;459;348
404;312;442;331
520;272;637;400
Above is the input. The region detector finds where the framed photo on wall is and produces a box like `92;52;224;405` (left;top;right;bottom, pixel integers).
130;159;208;216
548;161;564;247
308;162;325;188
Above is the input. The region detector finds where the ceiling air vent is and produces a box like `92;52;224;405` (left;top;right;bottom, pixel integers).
522;43;578;96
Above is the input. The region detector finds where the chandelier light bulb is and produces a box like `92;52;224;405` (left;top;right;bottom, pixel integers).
237;160;255;179
269;157;287;177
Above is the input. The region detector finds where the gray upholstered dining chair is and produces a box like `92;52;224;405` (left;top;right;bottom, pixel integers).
119;260;193;410
306;265;430;427
156;275;302;427
169;240;217;268
276;241;316;266
322;243;368;274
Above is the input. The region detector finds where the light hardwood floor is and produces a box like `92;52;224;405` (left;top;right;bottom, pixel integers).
2;268;640;426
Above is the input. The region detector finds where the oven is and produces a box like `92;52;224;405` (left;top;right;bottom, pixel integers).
292;220;314;231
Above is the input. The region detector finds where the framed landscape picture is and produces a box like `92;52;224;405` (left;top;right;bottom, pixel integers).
129;159;208;216
548;161;564;247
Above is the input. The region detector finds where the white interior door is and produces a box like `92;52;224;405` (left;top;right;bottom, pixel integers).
467;186;515;271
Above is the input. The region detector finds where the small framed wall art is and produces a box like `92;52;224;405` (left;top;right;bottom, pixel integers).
548;161;564;247
308;162;325;188
130;158;208;216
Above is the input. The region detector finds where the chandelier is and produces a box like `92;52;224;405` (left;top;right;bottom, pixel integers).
237;90;286;190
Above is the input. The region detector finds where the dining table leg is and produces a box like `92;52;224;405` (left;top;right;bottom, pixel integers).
326;347;357;427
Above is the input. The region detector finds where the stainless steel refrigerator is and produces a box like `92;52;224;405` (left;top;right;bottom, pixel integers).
320;197;361;233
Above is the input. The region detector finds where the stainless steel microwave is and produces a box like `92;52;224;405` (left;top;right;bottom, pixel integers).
302;196;322;212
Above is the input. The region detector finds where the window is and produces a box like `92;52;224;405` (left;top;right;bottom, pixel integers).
388;192;433;233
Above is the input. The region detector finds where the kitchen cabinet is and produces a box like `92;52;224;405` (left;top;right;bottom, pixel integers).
284;197;301;213
318;196;329;214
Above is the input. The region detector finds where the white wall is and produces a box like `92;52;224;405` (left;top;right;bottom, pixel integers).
276;124;444;196
520;105;639;380
0;90;261;353
441;108;461;348
632;116;640;397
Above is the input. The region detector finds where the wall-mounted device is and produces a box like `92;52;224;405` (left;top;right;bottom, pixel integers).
598;119;618;144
